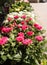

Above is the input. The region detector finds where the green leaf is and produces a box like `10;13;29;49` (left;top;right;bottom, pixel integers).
41;59;47;65
13;53;22;61
10;33;15;40
14;53;21;59
1;55;7;61
7;54;13;60
35;58;40;65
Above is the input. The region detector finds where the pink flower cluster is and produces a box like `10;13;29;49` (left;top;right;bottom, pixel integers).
7;17;12;21
11;15;43;45
21;21;25;25
18;32;24;37
22;39;32;45
16;32;24;42
27;31;34;36
34;23;42;30
0;37;8;45
16;32;33;45
7;15;33;31
22;25;28;30
35;36;43;41
17;24;28;30
16;31;43;45
1;27;12;33
16;36;24;42
21;15;26;19
0;14;43;46
14;15;19;19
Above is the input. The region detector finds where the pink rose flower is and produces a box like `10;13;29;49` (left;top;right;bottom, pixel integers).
0;37;8;45
1;27;12;33
18;32;24;37
22;25;28;30
21;21;25;25
35;36;43;41
34;23;42;30
21;15;26;19
14;15;19;19
16;36;24;42
29;18;32;21
7;17;12;21
27;31;34;36
22;39;32;45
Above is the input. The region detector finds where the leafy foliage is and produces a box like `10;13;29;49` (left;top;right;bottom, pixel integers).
9;1;33;12
0;1;47;65
41;59;47;65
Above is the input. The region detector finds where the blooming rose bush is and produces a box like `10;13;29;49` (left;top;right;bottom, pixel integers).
0;11;46;65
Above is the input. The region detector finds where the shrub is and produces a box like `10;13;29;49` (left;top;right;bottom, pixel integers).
0;11;47;65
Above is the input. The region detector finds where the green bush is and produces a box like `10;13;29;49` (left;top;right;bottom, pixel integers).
0;1;47;65
9;1;33;12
